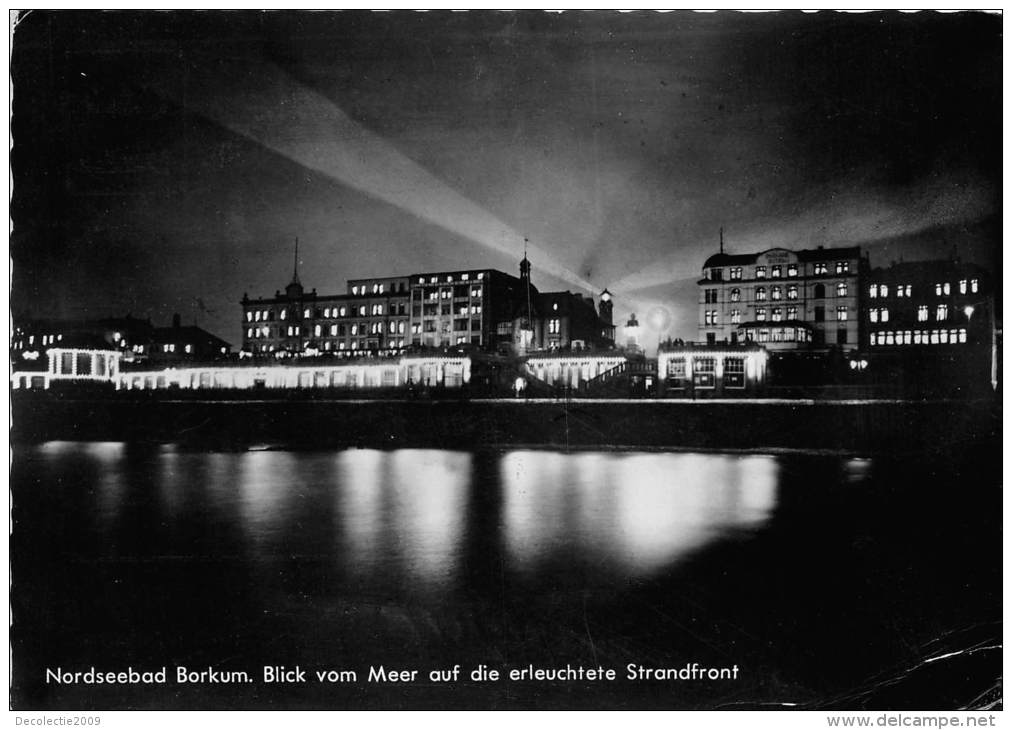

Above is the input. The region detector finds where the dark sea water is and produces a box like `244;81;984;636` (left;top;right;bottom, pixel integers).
10;442;1001;710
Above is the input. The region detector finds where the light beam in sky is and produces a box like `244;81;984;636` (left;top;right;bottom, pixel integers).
610;176;996;294
182;60;602;295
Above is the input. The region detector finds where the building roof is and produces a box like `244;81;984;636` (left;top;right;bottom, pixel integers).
150;325;231;348
702;245;862;270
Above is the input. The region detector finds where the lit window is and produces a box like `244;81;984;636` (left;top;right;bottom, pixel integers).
757;328;769;343
324;308;331;318
255;311;261;322
548;319;561;334
398;322;405;334
314;325;321;337
787;285;798;300
959;328;967;343
303;308;310;318
756;308;767;322
359;306;367;316
771;286;782;300
351;324;358;336
814;263;828;275
280;310;287;321
881;308;889;323
462;273;469;281
917;306;928;322
430;277;437;284
247;328;253;338
330;325;338;336
936;304;949;321
836;261;849;274
477;273;484;280
756;287;767;302
730;309;741;324
837;282;848;297
730;288;741;302
869;285;877;299
787;264;798;277
352;286;359;295
870;309;878;323
704;310;718;326
246;312;253;322
724;358;745;388
971;278;979;293
730;267;742;280
755;266;766;279
471;305;482;314
836;306;848;321
339;307;346;317
959;279;967;294
771;308;782;322
771;265;782;278
184;344;192;354
786;306;797;319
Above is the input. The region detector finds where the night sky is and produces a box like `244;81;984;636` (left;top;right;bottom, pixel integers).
10;10;1001;345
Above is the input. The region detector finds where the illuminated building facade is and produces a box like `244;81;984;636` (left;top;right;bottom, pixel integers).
698;245;864;352
657;343;768;397
10;315;230;365
241;256;615;357
865;260;992;350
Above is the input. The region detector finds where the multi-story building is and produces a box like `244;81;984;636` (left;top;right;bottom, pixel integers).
241;255;615;358
864;259;992;350
698;245;864;352
11;314;230;365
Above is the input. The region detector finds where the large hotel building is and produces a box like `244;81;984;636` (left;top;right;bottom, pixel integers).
240;255;615;357
697;246;865;352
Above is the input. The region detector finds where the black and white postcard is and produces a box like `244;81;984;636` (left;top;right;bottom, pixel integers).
9;10;1001;715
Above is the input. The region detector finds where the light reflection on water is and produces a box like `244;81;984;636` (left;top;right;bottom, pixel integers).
335;449;470;589
501;451;778;576
26;442;781;589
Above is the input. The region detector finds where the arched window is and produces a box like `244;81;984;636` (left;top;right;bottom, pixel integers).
814;283;825;299
837;282;848;297
730;288;741;302
755;287;767;302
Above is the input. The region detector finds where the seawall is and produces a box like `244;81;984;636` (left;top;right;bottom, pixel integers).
10;392;1001;455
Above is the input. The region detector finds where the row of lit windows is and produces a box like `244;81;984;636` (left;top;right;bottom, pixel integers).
877;305;956;324
869;329;967;346
741;327;814;344
705;305;846;326
249;339;408;354
710;283;849;304
666;357;746;388
248;320;410;339
716;261;850;281
417;273;485;285
422;286;484;300
869;284;912;298
350;282;407;295
246;303;412;323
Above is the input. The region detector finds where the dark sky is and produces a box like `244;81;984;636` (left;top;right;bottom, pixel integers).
11;10;1001;344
